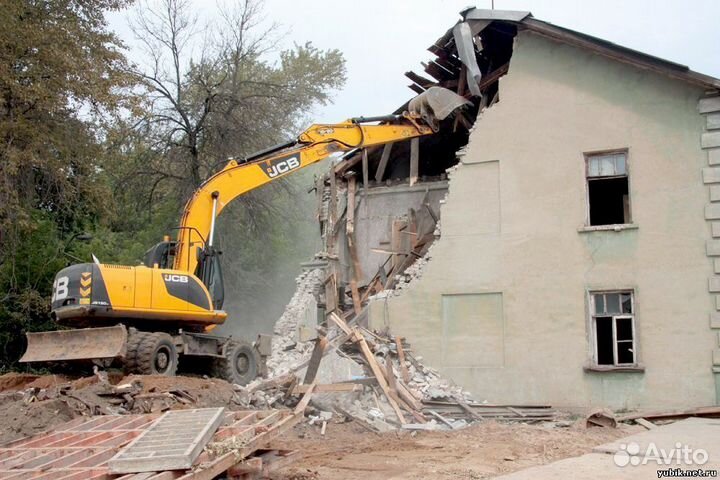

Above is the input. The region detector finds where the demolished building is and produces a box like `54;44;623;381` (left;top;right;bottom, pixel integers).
313;8;720;411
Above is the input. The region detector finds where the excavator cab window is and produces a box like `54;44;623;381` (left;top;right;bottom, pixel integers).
196;249;224;310
143;241;175;269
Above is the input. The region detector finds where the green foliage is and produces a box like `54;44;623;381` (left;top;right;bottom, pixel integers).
0;0;137;368
0;0;346;367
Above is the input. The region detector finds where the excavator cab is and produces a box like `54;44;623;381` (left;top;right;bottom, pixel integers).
143;239;175;269
144;238;225;309
195;247;224;310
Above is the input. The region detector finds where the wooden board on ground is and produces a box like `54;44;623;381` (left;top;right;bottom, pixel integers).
353;329;407;424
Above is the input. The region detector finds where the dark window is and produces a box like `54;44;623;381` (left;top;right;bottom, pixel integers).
586;152;631;226
590;291;636;366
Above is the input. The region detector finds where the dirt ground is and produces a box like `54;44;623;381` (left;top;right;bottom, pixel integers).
270;420;633;480
0;373;634;479
0;371;238;444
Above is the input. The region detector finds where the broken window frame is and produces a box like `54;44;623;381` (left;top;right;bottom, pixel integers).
588;290;638;368
584;149;632;227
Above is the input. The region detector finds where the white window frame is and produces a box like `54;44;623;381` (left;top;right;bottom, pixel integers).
589;290;637;367
584;149;632;227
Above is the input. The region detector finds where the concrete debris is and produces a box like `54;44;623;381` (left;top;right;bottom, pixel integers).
267;268;324;377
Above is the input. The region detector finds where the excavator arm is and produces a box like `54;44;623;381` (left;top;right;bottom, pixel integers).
174;113;435;276
19;87;469;369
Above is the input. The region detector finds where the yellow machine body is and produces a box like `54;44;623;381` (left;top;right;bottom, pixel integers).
49;263;227;328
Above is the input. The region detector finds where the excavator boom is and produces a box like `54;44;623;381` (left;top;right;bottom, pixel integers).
20;87;470;379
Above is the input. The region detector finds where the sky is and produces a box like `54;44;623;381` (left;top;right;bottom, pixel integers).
107;0;720;126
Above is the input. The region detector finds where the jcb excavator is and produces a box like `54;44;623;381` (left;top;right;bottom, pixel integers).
20;87;469;385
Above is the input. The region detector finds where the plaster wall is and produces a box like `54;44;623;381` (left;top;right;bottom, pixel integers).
369;31;716;410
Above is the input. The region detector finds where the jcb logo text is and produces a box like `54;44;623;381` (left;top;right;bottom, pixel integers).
163;274;188;283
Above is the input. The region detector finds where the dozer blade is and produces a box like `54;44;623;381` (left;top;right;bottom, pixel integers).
20;325;128;363
408;86;472;130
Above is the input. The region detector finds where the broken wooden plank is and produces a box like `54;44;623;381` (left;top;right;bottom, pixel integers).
375;142;393;183
353;330;407;424
329;312;353;336
506;406;526;417
362;148;369;192
346;175;363;314
427;409;456;429
635;418;656;430
405;70;437;89
292;383;361;394
395;380;423;412
303;335;328;385
458;400;482;421
395;336;411;384
335;406;381;435
248;373;295;393
294;383;316;415
617;405;720;422
384;355;398;393
180;412;303;480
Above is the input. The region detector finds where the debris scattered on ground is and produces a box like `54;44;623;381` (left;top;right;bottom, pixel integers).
0;373;242;444
0;407;303;479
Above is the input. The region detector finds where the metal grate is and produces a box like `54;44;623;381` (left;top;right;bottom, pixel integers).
108;408;225;474
0;409;299;479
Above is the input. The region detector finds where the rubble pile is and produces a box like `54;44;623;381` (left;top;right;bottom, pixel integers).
257;264;488;431
0;373;242;444
266;268;324;376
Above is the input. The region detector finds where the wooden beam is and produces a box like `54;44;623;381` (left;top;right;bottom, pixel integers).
409;137;419;186
294;383;316;415
303;336;328;385
361;148;369;191
375;142;393;183
384;355;397;393
329;312;353;336
478;63;510;90
328;172;337;249
345;175;363;315
395;337;411;384
293;383;361;394
404;71;437;89
353;330;407;424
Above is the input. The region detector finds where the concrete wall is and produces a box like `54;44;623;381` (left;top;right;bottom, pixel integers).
369;31;717;410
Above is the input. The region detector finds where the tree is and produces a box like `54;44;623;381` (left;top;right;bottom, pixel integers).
0;0;137;367
127;0;345;196
124;0;346;332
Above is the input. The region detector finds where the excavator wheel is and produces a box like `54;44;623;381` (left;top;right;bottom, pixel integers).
124;330;145;373
125;331;178;376
212;340;258;386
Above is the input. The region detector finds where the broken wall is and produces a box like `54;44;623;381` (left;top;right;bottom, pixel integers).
369;30;717;411
336;182;448;285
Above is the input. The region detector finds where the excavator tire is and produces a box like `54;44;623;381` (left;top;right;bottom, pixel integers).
127;332;178;376
124;330;145;373
212;340;258;386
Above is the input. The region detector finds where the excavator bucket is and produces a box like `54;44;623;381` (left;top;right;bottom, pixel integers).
20;325;128;363
408;86;472;130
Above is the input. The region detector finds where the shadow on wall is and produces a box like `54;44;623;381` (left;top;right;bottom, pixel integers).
212;163;325;341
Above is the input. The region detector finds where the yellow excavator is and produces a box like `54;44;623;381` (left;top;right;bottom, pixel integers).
20;87;469;384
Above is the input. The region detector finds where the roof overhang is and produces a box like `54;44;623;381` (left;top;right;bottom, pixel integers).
434;8;720;90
